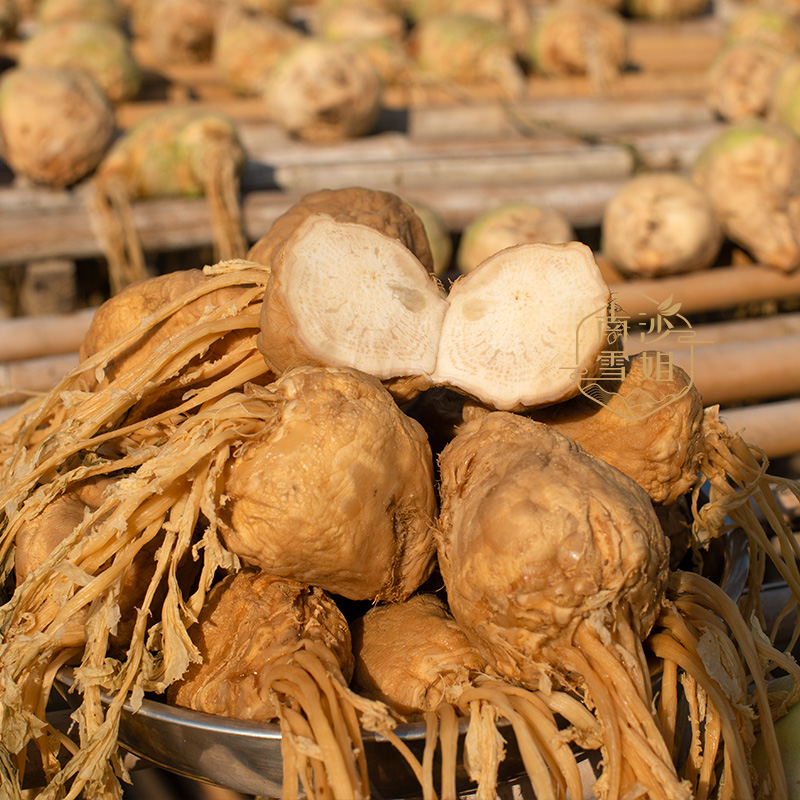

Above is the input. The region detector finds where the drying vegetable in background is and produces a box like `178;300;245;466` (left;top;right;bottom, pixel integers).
91;108;248;294
0;66;115;189
262;38;383;142
705;40;792;122
456;200;575;274
408;13;526;99
18;19;142;104
600;172;723;278
692;119;800;272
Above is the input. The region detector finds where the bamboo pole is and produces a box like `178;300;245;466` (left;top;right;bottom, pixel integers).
671;334;800;406
0;353;79;406
720;399;800;460
0;307;95;361
610;265;800;318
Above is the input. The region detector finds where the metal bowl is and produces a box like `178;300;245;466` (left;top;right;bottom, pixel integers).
55;668;598;798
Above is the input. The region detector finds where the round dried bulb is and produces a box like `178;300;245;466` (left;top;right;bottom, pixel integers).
692;118;800;271
530;351;705;505
169;570;354;721
769;59;800;137
456;201;575;274
18;20;141;103
262;39;383;143
601;172;723;278
213;12;304;96
220;367;437;602
147;0;221;64
707;40;792;122
409;13;526;98
247;187;435;273
527;4;628;80
436;412;670;684
352;593;487;720
0;66;115;188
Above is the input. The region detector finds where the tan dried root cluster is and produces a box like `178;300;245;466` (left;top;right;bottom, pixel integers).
1;186;799;800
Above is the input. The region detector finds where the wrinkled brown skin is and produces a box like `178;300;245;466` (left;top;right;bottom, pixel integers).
528;352;705;505
0;66;115;188
78;269;260;392
351;593;487;720
436;412;670;687
169;570;353;722
14;476;168;650
220;367;437;602
247;187;435;273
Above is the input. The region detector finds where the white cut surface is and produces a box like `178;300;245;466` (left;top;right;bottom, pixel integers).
433;241;610;409
282;216;447;378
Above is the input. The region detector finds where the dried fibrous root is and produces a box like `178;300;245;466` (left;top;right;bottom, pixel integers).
694;407;800;647
91;110;248;294
0;384;295;797
0;262;270;502
552;617;691;800
261;641;414;800
647;570;800;800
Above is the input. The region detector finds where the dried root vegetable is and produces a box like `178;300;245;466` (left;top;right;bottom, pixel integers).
18;20;141;104
218;367;437;602
352;593;602;800
529;350;800;649
213;10;304;96
455;201;575;275
527;352;706;506
706;40;792;122
526;4;628;90
169;570;404;800
262;38;383;143
408;13;526;99
692;119;800;272
723;5;800;53
146;0;221;64
600;172;723;278
91;108;248;294
247;186;435;273
0;66;115;189
435;412;687;799
258;214;610;410
0;263;290;799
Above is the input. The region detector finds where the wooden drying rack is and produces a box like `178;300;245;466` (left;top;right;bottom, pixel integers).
2;14;800;462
